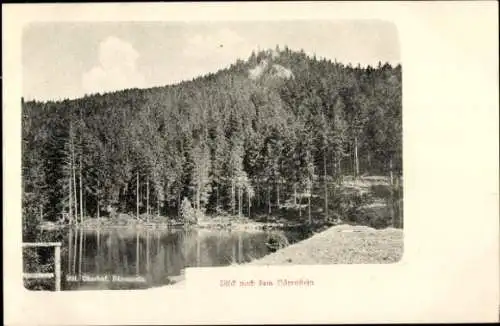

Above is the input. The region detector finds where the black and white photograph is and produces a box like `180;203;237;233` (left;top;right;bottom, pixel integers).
21;20;403;291
4;2;498;324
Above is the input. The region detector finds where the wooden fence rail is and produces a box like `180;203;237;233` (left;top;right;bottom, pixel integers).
22;242;61;291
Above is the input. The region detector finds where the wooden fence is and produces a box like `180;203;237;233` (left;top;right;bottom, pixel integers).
22;242;61;291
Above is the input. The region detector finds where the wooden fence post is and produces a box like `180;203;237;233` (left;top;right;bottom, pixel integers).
54;244;61;291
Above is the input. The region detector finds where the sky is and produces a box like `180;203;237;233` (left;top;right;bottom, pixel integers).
22;21;400;101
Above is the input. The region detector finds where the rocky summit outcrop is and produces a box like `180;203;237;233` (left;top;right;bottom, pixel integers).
248;54;294;81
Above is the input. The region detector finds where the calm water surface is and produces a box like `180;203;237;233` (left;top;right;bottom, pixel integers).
42;228;305;290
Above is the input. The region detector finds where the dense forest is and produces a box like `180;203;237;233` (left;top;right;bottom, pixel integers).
22;46;402;231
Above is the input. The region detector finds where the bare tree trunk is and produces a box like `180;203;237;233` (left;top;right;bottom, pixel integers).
390;188;395;228
267;182;271;215
69;169;73;224
136;171;140;220
68;228;73;269
367;152;371;174
354;136;359;179
276;179;280;208
238;186;242;218
308;181;312;224
157;195;160;217
146;177;150;220
78;107;84;224
197;179;201;223
97;180;100;221
236;186;240;217
332;152;336;180
73;160;78;223
70;128;78;224
293;183;297;206
389;158;394;185
256;182;260;207
231;180;235;215
216;185;219;210
177;192;180;218
196;178;200;211
247;189;251;218
238;232;243;263
163;194;169;218
79;156;83;224
298;196;302;218
324;152;328;220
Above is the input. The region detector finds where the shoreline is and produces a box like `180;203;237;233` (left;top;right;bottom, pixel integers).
38;218;319;233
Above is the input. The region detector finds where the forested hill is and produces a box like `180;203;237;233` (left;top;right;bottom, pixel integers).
22;46;402;223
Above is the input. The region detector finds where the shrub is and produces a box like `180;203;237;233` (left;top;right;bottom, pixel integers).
331;188;374;218
180;197;196;224
350;206;392;229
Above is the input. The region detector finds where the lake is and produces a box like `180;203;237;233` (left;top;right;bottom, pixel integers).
25;227;307;291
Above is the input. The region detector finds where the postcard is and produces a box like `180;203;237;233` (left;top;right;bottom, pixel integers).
3;1;498;324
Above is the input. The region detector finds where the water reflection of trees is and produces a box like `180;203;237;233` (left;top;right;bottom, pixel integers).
64;228;290;289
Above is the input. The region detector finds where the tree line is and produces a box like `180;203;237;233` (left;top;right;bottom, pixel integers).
22;46;402;227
